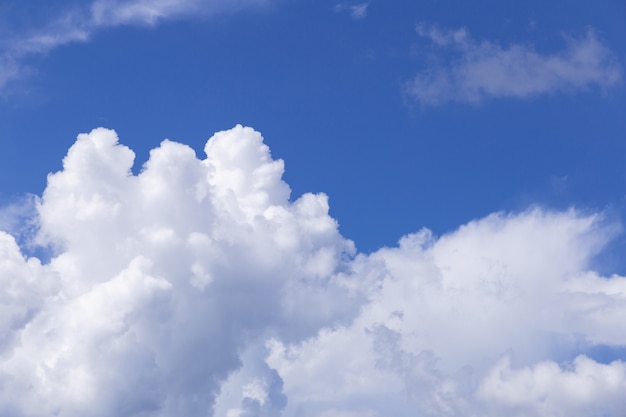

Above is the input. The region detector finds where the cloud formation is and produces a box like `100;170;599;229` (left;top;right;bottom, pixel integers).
406;25;622;105
0;126;357;416
1;126;626;416
266;211;626;416
0;0;269;90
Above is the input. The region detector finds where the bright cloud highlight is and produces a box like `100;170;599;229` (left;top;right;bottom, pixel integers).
406;25;622;105
1;126;626;416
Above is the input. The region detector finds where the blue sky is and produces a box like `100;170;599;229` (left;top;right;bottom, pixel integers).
1;1;626;416
2;0;624;254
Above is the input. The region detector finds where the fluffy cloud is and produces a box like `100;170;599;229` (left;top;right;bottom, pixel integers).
0;126;357;416
478;355;626;416
406;25;622;105
1;126;626;416
266;210;626;416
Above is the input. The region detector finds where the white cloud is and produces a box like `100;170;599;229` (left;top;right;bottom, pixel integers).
406;25;622;105
89;0;270;27
266;209;626;416
0;0;270;90
1;126;626;416
478;355;626;416
0;125;357;416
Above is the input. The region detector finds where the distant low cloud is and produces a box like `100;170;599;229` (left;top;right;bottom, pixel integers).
1;126;626;416
0;0;269;91
334;2;369;20
406;24;622;106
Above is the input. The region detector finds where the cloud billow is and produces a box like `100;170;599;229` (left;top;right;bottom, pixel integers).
406;25;622;106
1;126;626;416
0;126;357;416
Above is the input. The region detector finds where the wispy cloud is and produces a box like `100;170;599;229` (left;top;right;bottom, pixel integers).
334;2;369;20
406;24;622;106
0;193;38;241
0;0;269;91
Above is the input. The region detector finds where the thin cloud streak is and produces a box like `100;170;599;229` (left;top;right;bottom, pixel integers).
0;0;269;90
406;25;622;106
334;3;369;20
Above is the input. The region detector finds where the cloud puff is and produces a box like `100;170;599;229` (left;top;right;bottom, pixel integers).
1;126;626;416
0;0;269;90
478;355;626;416
266;210;626;416
406;25;622;105
0;126;357;416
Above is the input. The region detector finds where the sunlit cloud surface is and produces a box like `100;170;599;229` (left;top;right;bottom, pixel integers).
0;126;625;416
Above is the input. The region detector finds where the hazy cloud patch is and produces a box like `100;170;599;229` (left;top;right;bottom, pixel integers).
334;3;369;20
0;0;270;90
406;25;622;106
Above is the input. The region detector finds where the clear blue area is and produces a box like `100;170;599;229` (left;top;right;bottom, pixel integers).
1;0;625;262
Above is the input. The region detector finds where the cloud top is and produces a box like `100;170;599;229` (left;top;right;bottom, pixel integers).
0;126;357;416
406;25;622;105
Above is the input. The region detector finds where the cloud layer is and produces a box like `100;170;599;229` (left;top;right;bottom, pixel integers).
406;25;622;105
1;126;626;416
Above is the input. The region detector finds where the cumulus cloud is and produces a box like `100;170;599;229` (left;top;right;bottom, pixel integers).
406;25;622;105
265;210;626;416
0;0;269;90
0;125;358;416
1;125;626;416
478;355;626;416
